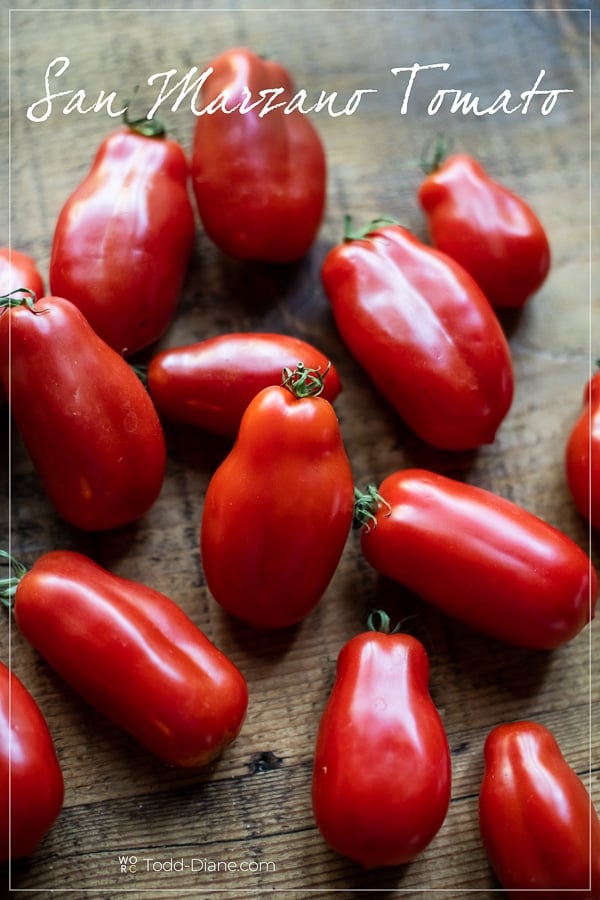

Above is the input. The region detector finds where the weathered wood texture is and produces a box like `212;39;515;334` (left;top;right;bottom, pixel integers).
1;2;598;897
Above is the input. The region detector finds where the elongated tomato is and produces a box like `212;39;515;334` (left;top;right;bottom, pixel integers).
566;371;600;530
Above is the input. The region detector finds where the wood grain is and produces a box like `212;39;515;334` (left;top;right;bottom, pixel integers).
2;2;598;897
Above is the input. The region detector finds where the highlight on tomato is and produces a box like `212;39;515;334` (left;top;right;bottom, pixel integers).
418;143;551;309
321;218;514;450
0;248;45;298
146;332;342;437
355;468;597;649
312;611;451;869
1;549;248;768
191;47;326;262
479;720;600;898
0;658;64;861
566;369;600;531
0;292;166;531
49;114;196;356
200;362;354;628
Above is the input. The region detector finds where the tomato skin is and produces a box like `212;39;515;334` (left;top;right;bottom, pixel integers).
13;551;248;767
359;469;597;649
200;382;354;628
0;248;45;298
191;47;326;262
0;295;166;531
147;333;341;436
321;223;514;450
479;721;600;898
418;153;551;309
49;125;195;356
0;661;64;861
566;372;600;530
312;630;451;869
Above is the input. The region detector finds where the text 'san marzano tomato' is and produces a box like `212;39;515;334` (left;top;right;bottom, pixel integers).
418;152;551;309
479;721;600;898
147;332;341;437
566;371;600;531
50;121;195;356
357;469;597;649
191;47;326;262
0;294;166;531
321;221;514;450
11;550;248;767
0;660;64;861
312;624;451;869
200;366;354;628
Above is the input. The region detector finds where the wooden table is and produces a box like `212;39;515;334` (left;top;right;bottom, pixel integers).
2;2;598;896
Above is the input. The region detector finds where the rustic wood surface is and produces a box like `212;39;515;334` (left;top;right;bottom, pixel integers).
1;1;598;897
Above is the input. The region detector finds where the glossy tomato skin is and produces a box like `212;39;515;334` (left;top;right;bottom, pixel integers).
0;661;64;861
0;295;166;531
0;248;45;298
479;721;600;898
321;223;514;450
566;372;600;530
200;383;354;628
191;47;326;262
50;125;195;356
312;630;451;869
359;469;597;649
14;551;248;767
418;153;551;309
147;333;341;436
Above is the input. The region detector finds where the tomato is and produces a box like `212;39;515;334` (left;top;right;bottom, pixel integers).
147;332;341;436
0;658;64;861
355;468;597;649
49;118;195;356
191;47;326;262
0;248;45;298
321;219;514;450
0;293;166;531
479;721;600;898
5;550;248;767
566;370;600;531
200;364;354;628
312;614;451;869
418;151;551;309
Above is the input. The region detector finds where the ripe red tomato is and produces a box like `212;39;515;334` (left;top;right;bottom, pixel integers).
0;293;166;531
312;617;451;868
356;469;597;649
321;220;514;450
418;152;551;309
200;364;354;628
479;721;600;898
0;659;64;861
147;332;341;436
50;119;195;356
566;371;600;531
0;248;45;298
191;47;326;262
8;550;248;767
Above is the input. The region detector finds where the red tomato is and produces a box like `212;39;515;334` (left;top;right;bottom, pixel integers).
50;119;195;356
200;364;354;628
418;152;551;309
479;721;600;898
191;47;326;262
356;469;597;649
9;550;248;767
321;220;514;450
0;294;166;531
566;371;600;530
0;659;64;861
312;617;451;868
147;332;341;436
0;248;45;298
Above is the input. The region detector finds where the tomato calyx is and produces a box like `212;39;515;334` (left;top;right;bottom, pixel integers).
122;106;167;139
281;361;330;399
0;288;47;314
0;550;28;607
420;133;455;175
343;215;402;243
353;484;392;532
367;608;403;634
